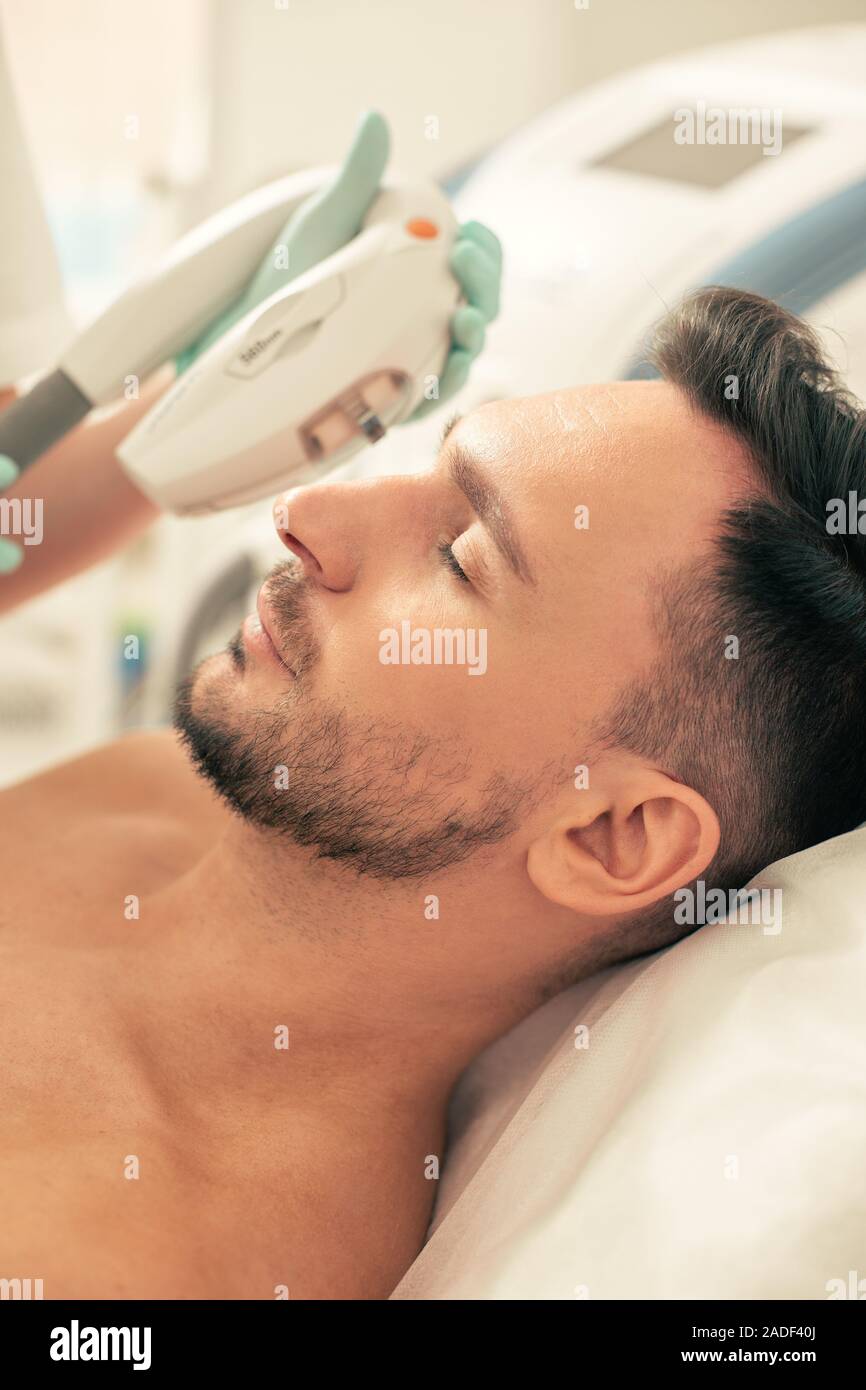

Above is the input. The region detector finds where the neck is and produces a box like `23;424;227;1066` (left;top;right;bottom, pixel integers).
114;815;563;1128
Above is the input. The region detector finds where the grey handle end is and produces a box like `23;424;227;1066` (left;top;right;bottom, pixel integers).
0;369;92;473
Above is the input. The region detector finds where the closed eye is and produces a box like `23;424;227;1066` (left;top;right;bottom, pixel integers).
438;540;470;584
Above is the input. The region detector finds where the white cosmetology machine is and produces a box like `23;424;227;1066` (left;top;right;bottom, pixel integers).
449;23;866;401
0;169;460;508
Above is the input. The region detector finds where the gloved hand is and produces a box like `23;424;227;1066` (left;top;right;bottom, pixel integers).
176;110;502;419
409;217;501;420
0;453;22;572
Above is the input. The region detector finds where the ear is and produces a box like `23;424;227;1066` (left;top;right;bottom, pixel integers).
526;766;720;917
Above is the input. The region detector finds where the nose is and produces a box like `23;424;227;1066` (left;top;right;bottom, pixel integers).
272;484;350;590
272;474;424;592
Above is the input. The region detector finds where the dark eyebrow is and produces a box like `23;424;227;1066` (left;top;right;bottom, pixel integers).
439;414;535;586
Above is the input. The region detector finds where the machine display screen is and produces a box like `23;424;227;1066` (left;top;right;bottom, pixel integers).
590;115;809;188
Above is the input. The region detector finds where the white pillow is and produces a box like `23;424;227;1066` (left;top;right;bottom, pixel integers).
391;826;866;1299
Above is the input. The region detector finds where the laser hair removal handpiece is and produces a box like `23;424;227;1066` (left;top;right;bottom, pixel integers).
0;167;460;513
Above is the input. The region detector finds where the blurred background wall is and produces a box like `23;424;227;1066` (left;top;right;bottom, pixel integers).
3;0;866;318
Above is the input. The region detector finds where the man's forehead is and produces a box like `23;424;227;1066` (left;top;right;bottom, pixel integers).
456;379;753;515
464;381;684;459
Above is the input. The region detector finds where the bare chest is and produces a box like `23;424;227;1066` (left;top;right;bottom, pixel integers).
0;796;435;1298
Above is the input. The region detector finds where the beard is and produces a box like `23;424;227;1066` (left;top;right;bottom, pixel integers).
173;561;542;880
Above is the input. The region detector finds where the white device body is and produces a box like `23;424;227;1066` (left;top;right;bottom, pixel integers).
61;167;327;405
116;177;459;513
453;24;866;399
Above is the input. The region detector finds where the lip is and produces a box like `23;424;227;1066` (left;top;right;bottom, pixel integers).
242;585;294;675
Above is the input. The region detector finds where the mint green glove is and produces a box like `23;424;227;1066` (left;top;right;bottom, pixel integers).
409;217;502;420
176;109;503;420
0;454;22;572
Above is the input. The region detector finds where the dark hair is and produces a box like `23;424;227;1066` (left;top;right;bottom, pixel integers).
589;286;866;962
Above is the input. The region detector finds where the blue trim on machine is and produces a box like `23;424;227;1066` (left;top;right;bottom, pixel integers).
623;175;866;377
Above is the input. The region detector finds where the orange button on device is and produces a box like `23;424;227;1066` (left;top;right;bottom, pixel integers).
405;217;439;238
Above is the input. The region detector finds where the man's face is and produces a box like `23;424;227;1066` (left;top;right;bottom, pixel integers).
175;380;748;879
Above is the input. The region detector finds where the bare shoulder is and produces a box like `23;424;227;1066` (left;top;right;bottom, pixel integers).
1;726;227;828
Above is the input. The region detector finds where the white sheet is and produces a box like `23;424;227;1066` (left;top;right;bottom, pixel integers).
392;826;866;1299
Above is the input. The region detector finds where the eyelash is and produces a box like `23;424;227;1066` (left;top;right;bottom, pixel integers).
438;540;470;584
